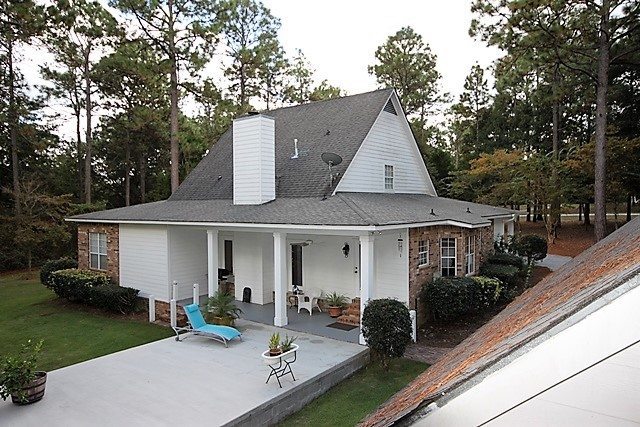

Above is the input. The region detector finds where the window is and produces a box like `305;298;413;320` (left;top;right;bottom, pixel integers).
89;232;107;270
224;240;233;273
418;240;429;266
384;164;394;190
465;235;476;275
440;237;456;277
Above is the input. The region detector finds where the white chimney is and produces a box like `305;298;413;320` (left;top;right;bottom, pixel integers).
233;113;275;205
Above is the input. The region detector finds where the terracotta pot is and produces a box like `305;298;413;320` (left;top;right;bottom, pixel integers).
11;371;47;405
328;306;343;318
269;348;282;357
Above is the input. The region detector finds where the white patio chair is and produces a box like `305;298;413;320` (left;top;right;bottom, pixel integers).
297;289;322;315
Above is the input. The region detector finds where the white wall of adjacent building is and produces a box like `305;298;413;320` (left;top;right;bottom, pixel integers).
167;226;208;301
335;94;435;196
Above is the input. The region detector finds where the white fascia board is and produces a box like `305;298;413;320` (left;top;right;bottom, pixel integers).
377;220;492;231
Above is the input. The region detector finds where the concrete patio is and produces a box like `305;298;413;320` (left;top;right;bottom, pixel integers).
0;320;368;427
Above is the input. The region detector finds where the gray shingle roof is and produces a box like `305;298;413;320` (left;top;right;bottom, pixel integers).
68;193;513;226
169;88;394;200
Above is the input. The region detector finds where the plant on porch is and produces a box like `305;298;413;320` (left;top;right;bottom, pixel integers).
0;339;47;405
323;292;349;318
361;299;412;370
205;291;243;326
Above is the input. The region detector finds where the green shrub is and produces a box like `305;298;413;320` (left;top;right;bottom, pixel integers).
40;257;78;288
516;234;548;265
49;269;111;302
469;276;503;312
421;277;474;321
89;285;139;314
486;253;524;270
48;269;139;314
361;299;412;369
479;263;522;289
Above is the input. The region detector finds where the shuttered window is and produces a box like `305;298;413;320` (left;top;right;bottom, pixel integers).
89;232;107;270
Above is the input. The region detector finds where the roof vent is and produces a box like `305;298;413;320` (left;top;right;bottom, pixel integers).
383;99;397;115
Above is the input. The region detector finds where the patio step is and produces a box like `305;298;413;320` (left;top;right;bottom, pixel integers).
336;314;360;326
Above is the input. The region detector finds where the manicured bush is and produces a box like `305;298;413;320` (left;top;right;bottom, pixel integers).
485;253;524;270
40;257;78;288
48;269;140;314
89;285;139;314
49;269;111;302
479;263;522;289
421;277;473;321
469;276;503;312
516;234;548;265
361;299;412;369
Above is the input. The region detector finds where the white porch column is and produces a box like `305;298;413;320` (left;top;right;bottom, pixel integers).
493;219;504;241
506;220;515;237
273;231;288;327
206;229;219;297
359;234;375;345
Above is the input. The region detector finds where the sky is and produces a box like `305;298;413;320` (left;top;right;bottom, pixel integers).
24;0;503;140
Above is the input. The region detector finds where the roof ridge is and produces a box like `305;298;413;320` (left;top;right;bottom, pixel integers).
260;87;393;114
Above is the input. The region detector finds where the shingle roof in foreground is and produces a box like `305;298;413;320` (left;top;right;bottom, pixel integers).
67;193;513;227
360;217;640;427
169;88;394;200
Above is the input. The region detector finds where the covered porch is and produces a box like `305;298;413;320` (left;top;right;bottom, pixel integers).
158;225;409;345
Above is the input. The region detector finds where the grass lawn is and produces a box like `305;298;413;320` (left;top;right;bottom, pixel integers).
0;271;173;371
280;358;427;427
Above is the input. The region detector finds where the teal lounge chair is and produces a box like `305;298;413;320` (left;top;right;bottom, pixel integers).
174;304;242;347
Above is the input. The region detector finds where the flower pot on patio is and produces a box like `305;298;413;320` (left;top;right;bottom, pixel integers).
261;344;299;366
327;306;343;318
212;316;235;327
11;372;47;405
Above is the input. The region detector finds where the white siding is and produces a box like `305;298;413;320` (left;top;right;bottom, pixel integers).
119;224;169;301
168;226;208;301
232;115;275;205
374;230;409;303
293;235;360;299
335;94;435;195
233;232;273;304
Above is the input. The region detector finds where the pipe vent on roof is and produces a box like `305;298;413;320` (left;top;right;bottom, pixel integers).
383;99;397;115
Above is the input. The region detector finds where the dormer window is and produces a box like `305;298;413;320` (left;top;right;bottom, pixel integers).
384;164;394;190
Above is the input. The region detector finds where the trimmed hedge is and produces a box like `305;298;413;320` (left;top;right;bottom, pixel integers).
40;257;78;288
421;276;503;321
49;269;139;314
485;253;524;270
479;263;522;289
517;234;548;265
361;298;412;368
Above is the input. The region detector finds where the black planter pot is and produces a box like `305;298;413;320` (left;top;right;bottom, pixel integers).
11;371;47;405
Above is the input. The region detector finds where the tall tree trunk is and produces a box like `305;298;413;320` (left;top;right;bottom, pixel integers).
578;203;583;222
551;62;561;229
83;49;92;204
125;141;131;207
627;194;632;222
8;38;21;215
139;150;146;204
75;108;83;202
168;0;180;193
584;201;591;226
594;1;610;241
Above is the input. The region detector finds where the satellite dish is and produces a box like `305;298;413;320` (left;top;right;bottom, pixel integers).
321;152;343;167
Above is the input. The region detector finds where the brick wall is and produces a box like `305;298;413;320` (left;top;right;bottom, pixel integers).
77;223;120;284
408;225;493;325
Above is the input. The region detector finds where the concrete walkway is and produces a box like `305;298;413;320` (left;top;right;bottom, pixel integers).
538;254;573;271
0;320;367;427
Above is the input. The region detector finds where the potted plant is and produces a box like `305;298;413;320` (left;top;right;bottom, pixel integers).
324;292;349;318
268;332;281;356
0;340;47;405
280;335;298;362
205;291;243;326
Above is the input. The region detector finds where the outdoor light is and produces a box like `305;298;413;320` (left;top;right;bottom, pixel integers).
398;235;404;257
342;242;350;258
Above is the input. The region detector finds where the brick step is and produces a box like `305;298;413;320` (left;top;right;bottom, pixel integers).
337;314;360;326
343;307;360;316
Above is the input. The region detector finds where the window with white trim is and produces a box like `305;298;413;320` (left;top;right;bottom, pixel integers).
440;237;456;277
418;240;429;266
465;235;476;275
89;232;107;270
384;164;394;190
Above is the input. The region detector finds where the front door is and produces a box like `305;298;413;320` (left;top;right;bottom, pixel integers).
292;244;303;288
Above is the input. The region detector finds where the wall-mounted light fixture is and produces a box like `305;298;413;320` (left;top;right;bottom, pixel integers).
342;242;350;258
397;234;404;257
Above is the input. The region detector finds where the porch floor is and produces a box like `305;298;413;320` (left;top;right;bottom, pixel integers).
180;296;361;344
